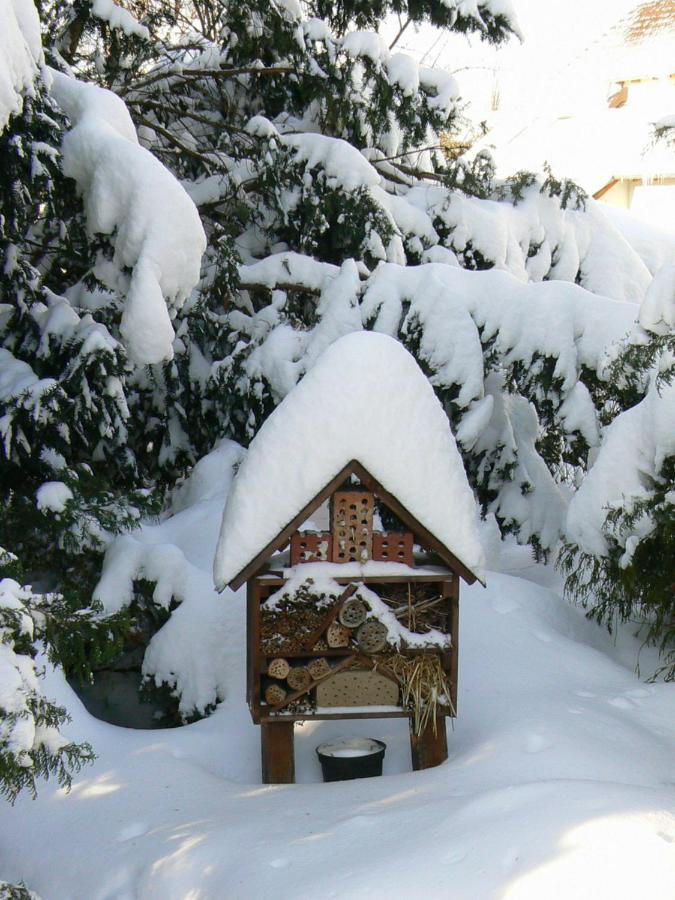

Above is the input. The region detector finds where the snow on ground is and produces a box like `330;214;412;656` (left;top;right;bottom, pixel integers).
1;474;673;899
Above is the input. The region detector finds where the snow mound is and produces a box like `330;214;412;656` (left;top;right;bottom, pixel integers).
48;71;206;365
214;331;486;590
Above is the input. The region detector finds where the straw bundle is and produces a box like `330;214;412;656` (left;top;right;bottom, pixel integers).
380;653;455;736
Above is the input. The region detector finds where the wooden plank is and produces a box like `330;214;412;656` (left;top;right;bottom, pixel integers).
410;715;448;770
299;583;358;651
247;580;262;723
266;649;354;659
260;710;410;723
261;721;295;784
446;578;459;716
258;573;455;586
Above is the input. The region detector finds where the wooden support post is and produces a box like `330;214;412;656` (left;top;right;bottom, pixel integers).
409;716;448;771
261;721;295;784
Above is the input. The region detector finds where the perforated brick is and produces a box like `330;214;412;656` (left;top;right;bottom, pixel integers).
372;532;414;566
331;490;374;563
290;532;332;566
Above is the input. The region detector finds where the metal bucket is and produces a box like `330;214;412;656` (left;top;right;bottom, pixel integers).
316;737;386;782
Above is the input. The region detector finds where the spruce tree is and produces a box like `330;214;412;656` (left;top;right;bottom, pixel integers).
3;0;671;728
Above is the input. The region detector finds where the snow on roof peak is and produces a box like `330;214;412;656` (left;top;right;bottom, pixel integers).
213;331;485;590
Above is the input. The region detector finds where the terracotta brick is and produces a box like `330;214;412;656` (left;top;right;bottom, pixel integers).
290;531;332;566
372;532;414;566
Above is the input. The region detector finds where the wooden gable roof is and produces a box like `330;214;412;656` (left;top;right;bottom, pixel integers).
227;459;482;591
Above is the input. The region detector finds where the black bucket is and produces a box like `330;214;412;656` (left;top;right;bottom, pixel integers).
316;737;386;782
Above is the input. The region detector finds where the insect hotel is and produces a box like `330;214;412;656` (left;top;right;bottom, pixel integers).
214;332;485;784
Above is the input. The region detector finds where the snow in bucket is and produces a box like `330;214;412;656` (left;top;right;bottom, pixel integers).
316;737;386;781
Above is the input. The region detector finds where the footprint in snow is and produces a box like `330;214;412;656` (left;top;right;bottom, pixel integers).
445;848;467;864
501;847;520;869
626;688;650;699
492;597;520;614
117;822;149;842
534;630;553;643
608;697;633;710
524;733;552;753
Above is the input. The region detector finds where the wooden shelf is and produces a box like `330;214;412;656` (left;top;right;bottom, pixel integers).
264;649;353;659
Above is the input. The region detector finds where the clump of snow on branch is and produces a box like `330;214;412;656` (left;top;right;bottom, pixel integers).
214;331;486;590
48;71;206;365
566;378;675;559
0;568;91;801
0;0;42;129
91;0;150;40
35;481;73;514
639;263;675;336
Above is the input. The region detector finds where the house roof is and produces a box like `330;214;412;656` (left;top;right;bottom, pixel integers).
213;331;486;592
607;1;675;81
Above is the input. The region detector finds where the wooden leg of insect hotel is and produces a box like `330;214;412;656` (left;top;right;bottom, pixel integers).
261;722;295;784
409;715;448;771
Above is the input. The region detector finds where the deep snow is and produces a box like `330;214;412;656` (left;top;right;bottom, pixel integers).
1;473;673;899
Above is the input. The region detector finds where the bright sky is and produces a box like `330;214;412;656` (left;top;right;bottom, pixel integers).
382;1;675;228
384;0;641;121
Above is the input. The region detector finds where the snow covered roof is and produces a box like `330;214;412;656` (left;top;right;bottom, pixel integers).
603;0;675;82
213;332;486;591
488;108;675;196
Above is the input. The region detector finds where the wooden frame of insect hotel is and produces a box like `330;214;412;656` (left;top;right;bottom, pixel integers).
223;459;481;784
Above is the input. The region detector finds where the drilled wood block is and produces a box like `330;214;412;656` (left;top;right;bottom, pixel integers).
286;666;311;692
315;669;399;708
264;683;287;706
372;532;414;566
331;491;374;563
290;531;332;566
307;657;331;680
326;621;351;648
267;658;290;680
